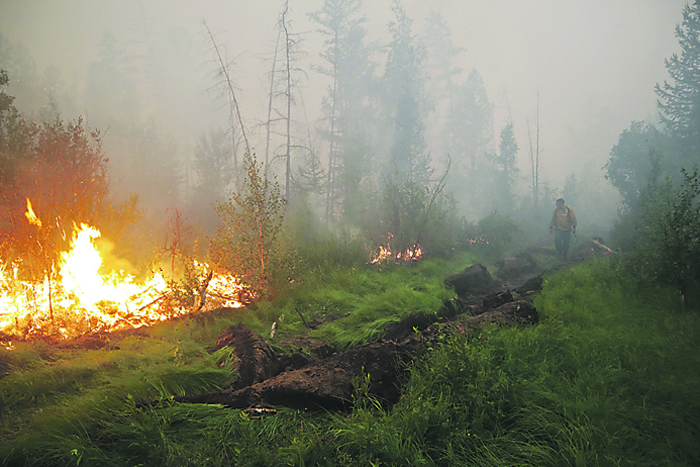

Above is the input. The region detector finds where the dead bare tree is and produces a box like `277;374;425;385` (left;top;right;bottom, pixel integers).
527;90;542;209
262;2;306;202
202;20;252;187
281;2;293;202
264;29;282;168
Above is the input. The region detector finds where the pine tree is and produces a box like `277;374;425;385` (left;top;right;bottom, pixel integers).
191;127;235;231
423;8;464;153
445;68;494;216
656;0;700;163
84;31;136;131
383;0;431;184
0;33;43;115
489;120;519;212
448;69;494;171
0;69;35;185
192;127;234;202
297;147;326;196
125;119;182;210
309;0;377;219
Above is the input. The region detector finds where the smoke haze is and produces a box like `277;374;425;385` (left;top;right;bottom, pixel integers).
0;0;687;231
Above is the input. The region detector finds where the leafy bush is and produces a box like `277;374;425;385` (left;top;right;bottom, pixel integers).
469;211;522;259
210;154;287;296
0;112;141;280
630;167;700;306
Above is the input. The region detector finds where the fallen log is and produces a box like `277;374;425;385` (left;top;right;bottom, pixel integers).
176;338;420;411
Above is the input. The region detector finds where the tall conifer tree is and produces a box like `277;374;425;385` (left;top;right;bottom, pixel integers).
383;0;431;184
309;0;376;219
656;0;700;169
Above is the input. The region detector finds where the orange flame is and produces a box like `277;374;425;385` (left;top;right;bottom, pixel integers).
0;202;248;345
24;198;42;227
369;234;423;264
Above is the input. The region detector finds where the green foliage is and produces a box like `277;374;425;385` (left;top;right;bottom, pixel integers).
470;211;521;259
625;167;700;305
210;154;287;296
608;1;700;218
604;121;668;210
656;0;700;162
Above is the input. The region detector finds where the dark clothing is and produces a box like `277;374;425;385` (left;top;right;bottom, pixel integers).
554;229;572;258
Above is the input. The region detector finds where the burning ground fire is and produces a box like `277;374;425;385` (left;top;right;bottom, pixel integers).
0;200;247;348
369;233;423;264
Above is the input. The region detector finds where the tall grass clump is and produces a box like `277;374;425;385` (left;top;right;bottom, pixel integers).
255;256;459;349
424;257;699;466
519;258;700;465
0;321;237;466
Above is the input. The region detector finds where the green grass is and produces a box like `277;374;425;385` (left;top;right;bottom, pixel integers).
256;255;463;349
1;256;699;466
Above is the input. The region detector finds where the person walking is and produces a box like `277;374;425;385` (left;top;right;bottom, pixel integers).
550;198;577;259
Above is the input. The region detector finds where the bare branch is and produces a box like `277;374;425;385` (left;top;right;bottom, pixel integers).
202;20;251;164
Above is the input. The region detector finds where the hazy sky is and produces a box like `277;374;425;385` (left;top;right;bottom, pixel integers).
0;0;688;183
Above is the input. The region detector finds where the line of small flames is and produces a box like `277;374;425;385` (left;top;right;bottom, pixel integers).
368;236;491;265
369;244;423;264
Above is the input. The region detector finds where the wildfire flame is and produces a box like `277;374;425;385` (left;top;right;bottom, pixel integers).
0;201;248;346
369;233;423;264
24;198;42;227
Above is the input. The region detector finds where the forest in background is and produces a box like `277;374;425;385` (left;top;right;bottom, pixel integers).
1;0;628;261
0;1;699;465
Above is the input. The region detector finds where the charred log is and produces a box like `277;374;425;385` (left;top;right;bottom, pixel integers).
445;263;497;296
176;338;420;411
209;323;313;390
